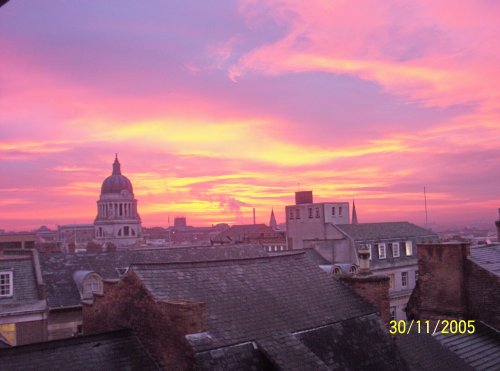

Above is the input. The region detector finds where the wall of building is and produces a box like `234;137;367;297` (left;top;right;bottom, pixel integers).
83;272;204;369
465;259;500;329
47;308;82;340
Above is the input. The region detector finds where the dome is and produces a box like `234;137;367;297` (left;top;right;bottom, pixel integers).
100;155;134;195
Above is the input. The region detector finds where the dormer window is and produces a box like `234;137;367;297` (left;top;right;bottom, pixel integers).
83;274;103;298
0;271;13;297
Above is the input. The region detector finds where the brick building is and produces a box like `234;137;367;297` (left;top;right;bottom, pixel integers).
407;242;500;330
212;223;286;251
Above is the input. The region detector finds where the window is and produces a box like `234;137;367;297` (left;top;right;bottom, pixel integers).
295;209;300;219
124;226;130;236
289;210;294;220
388;274;395;289
315;207;320;218
331;207;335;216
83;274;103;298
390;307;396;321
0;271;13;297
308;208;313;218
378;243;386;259
339;206;343;216
392;242;400;257
405;241;413;256
367;244;372;260
0;323;16;346
402;271;408;287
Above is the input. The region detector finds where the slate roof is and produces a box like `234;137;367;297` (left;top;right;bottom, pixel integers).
336;222;437;241
469;244;500;276
39;244;268;309
0;257;46;316
0;329;159;371
130;252;407;369
434;321;500;370
396;330;472;370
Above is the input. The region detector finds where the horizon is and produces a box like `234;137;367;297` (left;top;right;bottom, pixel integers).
1;1;499;231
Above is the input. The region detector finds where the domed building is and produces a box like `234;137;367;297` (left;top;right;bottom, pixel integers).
94;155;141;248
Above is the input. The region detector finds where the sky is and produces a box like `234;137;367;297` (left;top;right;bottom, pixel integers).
1;0;499;231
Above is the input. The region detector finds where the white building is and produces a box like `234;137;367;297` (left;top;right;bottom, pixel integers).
94;155;141;249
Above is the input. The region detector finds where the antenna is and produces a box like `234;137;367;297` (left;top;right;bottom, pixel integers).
424;186;428;229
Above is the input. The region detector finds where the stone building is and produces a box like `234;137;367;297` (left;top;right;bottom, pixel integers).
94;155;142;249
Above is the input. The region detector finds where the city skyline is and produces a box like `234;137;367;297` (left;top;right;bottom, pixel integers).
1;1;500;231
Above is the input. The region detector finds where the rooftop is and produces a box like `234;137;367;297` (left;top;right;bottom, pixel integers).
130;252;406;369
336;222;437;241
0;329;159;370
469;244;500;277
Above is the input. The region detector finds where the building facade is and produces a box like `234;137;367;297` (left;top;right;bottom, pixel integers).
94;155;142;249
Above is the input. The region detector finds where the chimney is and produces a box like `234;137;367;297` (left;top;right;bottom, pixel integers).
161;299;205;335
496;208;500;242
337;245;390;323
295;191;313;205
357;244;370;274
411;242;470;321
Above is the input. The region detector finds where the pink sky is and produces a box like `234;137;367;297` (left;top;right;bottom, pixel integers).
1;1;499;231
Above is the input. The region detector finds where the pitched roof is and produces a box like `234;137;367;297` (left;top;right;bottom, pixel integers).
396;329;472;370
130;253;406;369
0;257;46;316
0;329;159;370
433;321;500;370
336;222;437;241
468;244;500;276
39;245;268;309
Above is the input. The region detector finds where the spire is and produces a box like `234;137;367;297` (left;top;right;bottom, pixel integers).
112;154;121;175
269;209;277;229
352;199;358;224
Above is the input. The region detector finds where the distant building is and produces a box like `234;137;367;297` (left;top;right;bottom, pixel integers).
173;217;186;228
0;233;35;251
57;224;94;252
212;224;286;251
284;190;437;320
269;209;278;230
286;191;350;250
94;155;142;249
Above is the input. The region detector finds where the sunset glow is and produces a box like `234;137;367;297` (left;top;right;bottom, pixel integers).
1;1;499;230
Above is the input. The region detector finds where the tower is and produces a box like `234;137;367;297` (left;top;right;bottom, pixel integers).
352;199;359;224
269;209;277;230
94;155;142;249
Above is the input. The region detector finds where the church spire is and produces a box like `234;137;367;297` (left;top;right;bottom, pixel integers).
112;154;121;175
352;199;358;224
269;209;277;229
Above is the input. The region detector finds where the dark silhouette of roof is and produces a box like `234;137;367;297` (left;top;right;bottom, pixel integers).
39;245;269;308
212;224;281;243
130;252;407;369
100;155;134;195
336;222;437;241
0;329;159;370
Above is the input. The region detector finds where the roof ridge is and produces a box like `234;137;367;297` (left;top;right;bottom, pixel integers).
130;251;305;268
